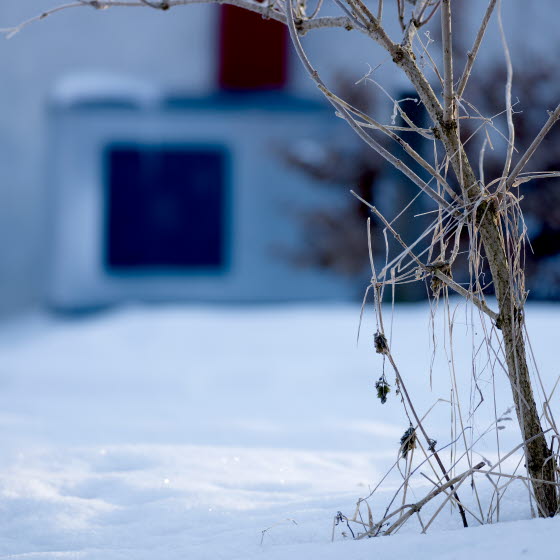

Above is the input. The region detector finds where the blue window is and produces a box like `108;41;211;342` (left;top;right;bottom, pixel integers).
105;145;228;271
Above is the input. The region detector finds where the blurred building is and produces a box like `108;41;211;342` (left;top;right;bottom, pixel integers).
0;1;558;312
45;7;358;308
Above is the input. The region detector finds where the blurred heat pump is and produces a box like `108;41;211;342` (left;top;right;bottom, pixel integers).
46;75;355;309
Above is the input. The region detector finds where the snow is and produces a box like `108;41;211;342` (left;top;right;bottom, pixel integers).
0;303;558;558
51;73;162;109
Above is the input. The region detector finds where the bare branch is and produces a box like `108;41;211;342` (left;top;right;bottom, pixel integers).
456;0;497;99
138;0;168;8
324;89;460;202
374;462;484;537
497;0;514;191
1;2;89;39
307;0;324;19
0;0;357;38
351;191;499;321
396;0;405;31
283;0;456;212
440;0;454;124
330;0;368;31
506;103;560;189
417;0;441;26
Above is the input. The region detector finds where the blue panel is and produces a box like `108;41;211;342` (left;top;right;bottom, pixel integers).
104;144;228;271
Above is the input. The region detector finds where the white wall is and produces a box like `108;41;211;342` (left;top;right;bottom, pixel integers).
0;2;215;313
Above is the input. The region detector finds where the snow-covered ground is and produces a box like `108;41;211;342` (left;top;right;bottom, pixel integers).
0;303;558;559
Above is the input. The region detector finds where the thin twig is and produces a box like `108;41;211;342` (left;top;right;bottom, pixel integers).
0;0;357;38
352;191;498;321
382;462;484;536
456;0;497;99
440;0;454;124
496;0;514;191
506;103;560;190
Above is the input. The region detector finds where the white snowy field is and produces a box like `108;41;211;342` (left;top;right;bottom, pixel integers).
0;302;558;559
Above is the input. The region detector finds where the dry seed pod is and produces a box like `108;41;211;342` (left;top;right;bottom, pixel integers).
375;377;391;404
399;426;417;458
374;331;389;354
427;260;452;298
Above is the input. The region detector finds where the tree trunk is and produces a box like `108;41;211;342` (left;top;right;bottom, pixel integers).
478;205;558;517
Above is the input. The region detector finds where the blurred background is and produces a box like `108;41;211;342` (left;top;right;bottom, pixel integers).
0;4;559;554
0;1;559;316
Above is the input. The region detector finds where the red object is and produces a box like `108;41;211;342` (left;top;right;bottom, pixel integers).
218;4;288;91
